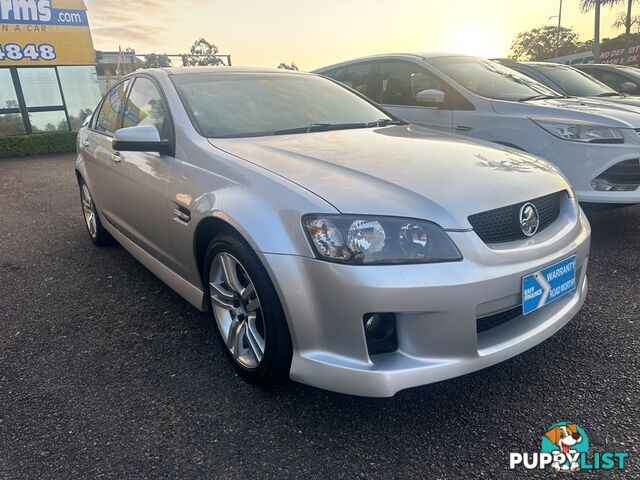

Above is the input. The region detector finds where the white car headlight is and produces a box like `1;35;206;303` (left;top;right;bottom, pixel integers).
302;215;462;265
531;118;624;144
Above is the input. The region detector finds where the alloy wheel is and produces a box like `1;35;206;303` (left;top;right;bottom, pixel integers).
209;252;266;369
81;183;97;238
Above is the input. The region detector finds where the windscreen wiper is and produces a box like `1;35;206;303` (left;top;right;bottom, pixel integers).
273;119;404;136
517;94;560;102
366;119;405;127
273;122;369;135
597;92;622;97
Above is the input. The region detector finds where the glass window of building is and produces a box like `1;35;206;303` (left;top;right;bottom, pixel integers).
57;66;103;130
2;63;116;135
29;111;70;133
0;69;19;110
17;68;64;108
0;114;26;136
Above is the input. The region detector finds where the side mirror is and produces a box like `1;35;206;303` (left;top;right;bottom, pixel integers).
112;125;171;154
621;81;638;94
416;89;446;105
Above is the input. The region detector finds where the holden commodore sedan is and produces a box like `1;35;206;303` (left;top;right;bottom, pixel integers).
315;54;640;202
76;68;590;397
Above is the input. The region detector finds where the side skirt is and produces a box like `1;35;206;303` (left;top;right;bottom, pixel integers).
102;216;207;312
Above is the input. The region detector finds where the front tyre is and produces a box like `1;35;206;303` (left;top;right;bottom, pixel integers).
204;232;292;386
78;178;113;246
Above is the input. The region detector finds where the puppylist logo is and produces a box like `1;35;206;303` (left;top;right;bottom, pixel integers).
509;422;630;473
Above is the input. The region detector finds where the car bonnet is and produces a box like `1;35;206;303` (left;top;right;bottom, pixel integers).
210;125;570;230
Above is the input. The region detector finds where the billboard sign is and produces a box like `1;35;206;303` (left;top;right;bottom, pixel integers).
546;45;640;68
0;0;95;65
599;45;640;67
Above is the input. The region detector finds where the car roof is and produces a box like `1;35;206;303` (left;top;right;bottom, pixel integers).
131;66;313;77
522;61;568;68
494;60;573;69
313;52;472;72
574;64;617;70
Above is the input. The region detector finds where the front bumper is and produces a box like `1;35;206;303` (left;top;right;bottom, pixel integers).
263;207;591;397
539;136;640;204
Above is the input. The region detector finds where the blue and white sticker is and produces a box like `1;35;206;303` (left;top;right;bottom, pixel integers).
522;255;577;316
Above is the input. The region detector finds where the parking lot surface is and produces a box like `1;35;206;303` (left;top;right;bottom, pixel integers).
1;155;638;479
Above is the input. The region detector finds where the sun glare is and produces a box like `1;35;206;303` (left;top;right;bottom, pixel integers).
444;29;505;58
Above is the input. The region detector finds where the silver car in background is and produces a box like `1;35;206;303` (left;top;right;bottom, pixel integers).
76;68;590;397
315;54;640;203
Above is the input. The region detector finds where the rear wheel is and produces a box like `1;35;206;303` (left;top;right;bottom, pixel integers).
204;232;292;385
79;178;113;246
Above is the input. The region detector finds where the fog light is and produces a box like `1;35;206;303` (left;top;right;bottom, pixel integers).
591;178;639;192
591;178;614;191
363;313;398;355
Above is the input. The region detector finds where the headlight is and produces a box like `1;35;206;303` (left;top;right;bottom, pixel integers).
302;215;462;265
531;118;624;143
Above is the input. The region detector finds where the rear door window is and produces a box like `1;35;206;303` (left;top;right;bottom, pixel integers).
94;80;130;136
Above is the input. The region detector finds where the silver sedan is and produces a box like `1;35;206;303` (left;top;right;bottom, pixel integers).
76;68;591;397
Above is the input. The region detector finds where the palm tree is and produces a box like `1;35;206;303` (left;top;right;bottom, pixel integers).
612;11;640;31
581;0;636;63
623;0;636;62
582;0;602;62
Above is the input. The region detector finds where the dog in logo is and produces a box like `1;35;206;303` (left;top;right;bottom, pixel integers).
544;424;583;471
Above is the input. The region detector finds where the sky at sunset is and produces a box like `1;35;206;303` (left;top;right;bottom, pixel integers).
84;0;628;70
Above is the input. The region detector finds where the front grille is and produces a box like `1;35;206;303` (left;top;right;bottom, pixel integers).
468;191;565;244
595;159;640;185
476;306;522;333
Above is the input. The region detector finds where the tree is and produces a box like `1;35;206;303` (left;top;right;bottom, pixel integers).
510;26;586;61
581;0;603;61
581;0;637;63
277;62;299;71
181;38;224;67
68;108;94;130
0;112;24;135
144;53;172;69
612;11;640;32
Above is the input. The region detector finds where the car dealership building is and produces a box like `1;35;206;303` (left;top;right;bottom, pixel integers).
0;0;102;135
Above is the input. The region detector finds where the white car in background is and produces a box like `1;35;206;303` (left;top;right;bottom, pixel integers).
315;54;640;203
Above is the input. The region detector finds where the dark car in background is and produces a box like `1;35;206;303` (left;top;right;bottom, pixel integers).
574;64;640;96
493;59;640;107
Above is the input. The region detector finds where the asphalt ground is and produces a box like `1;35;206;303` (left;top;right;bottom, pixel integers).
0;154;638;479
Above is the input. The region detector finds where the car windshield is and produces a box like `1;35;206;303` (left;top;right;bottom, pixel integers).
429;56;561;101
533;64;617;97
171;73;396;138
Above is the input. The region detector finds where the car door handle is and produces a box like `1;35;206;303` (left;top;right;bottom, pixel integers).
173;205;191;223
82;140;90;148
455;125;473;132
111;152;123;163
